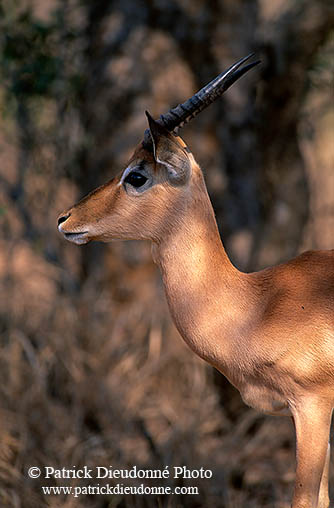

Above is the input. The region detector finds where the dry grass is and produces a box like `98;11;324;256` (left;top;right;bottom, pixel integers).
0;232;298;508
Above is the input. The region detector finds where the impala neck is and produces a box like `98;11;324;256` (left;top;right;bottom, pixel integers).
152;170;253;368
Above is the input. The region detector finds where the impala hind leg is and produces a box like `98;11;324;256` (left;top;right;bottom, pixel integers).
291;399;332;508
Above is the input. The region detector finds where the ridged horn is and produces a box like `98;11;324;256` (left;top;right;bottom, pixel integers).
148;54;260;139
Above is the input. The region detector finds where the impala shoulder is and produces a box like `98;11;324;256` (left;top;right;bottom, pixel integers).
252;249;334;286
245;249;334;325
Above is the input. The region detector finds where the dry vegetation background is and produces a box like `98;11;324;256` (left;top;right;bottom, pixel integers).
0;0;333;507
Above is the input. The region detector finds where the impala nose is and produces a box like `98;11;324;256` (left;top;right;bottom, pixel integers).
58;212;70;228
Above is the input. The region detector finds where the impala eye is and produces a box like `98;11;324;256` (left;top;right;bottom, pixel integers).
124;171;148;188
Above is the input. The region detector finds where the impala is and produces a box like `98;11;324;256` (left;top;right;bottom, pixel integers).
58;55;334;508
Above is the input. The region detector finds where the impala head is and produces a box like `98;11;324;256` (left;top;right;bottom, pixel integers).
58;116;197;244
58;54;259;245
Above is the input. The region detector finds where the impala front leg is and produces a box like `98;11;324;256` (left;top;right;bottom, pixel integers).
292;399;332;508
318;441;331;508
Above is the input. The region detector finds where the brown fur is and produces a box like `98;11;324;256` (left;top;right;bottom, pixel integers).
58;131;334;508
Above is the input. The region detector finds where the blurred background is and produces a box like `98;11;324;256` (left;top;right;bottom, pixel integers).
0;0;333;507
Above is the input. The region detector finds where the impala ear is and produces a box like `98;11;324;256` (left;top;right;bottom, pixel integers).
145;111;191;185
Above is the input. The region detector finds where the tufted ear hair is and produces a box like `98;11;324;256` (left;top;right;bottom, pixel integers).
145;111;191;185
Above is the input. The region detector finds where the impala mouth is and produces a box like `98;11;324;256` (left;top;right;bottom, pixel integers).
63;231;89;245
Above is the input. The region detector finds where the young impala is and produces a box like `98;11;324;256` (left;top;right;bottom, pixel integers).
58;55;334;508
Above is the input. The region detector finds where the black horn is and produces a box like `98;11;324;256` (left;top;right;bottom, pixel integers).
150;54;260;138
